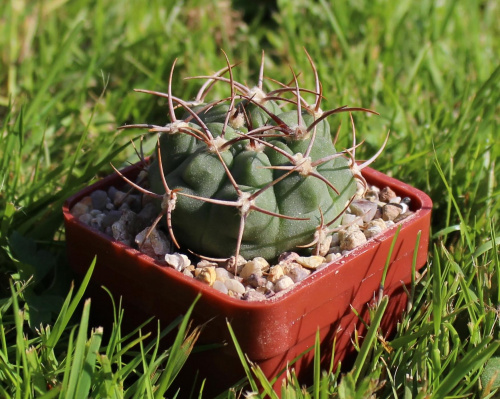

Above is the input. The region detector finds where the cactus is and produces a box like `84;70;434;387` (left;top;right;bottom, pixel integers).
117;51;387;264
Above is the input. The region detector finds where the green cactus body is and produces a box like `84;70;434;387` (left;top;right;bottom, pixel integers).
120;54;381;263
147;98;357;261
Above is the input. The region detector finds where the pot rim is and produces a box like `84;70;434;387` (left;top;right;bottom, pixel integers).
63;163;432;309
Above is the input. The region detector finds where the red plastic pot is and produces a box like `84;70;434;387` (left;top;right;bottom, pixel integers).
63;163;432;395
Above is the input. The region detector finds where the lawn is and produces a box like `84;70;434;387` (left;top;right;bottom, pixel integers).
1;0;499;397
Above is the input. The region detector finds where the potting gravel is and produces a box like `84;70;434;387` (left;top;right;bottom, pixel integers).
71;180;414;301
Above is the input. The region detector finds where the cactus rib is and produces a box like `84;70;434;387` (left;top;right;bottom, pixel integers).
119;51;387;264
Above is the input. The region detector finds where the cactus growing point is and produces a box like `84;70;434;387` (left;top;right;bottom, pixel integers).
118;51;387;265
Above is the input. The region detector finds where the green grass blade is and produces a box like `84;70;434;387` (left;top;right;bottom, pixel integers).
313;329;320;399
10;280;30;397
75;326;103;398
473;237;500;259
434;152;474;253
379;225;402;303
154;295;201;398
352;296;388;382
408;230;422;312
433;338;500;397
45;257;96;349
94;354;115;398
226;320;259;394
64;298;91;399
58;326;76;398
24;19;85;122
250;365;279;399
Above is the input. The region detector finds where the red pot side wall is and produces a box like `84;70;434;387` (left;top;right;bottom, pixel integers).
63;163;432;395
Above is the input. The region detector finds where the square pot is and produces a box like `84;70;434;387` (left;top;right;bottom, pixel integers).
63;163;432;394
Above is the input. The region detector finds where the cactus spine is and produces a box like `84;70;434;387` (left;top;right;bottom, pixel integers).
119;51;386;264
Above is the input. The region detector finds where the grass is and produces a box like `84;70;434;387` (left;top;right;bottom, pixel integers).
1;259;201;398
0;0;499;396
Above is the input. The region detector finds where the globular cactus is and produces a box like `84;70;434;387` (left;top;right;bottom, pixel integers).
118;51;386;264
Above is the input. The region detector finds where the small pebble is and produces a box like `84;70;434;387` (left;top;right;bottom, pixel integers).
355;181;366;198
108;186;118;202
364;189;379;202
286;265;311;283
71;200;91;218
197;259;219;269
350;199;378;222
295;256;325;270
401;197;412;207
215;267;233;282
331;232;340;246
274;276;294;292
90;209;102;217
379;187;396;202
78;213;92;225
367;218;387;230
240;257;269;279
195;266;216;286
394;210;414;223
182;269;194;278
118;202;130;212
279;261;295;275
90;212;106;229
91;190;109;211
242;289;267;301
124;194;141;212
213;280;229;294
364;225;383;239
325;252;341;263
225;279;246;295
278;252;300;264
341;213;363;226
165;253;191;271
137;202;158;224
399;202;409;214
111;210;138;245
135;227;170;257
329;245;341;254
264;281;275;292
340;230;367;251
382;204;403;221
267;265;284;283
243;274;267;288
113;190;128;207
317;235;332;257
225;255;247;274
341;223;361;236
185;265;195;273
389;196;402;204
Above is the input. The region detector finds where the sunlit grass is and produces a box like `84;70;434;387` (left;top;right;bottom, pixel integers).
1;0;499;397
